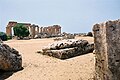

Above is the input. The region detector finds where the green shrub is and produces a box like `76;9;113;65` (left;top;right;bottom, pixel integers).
13;23;30;39
0;32;7;41
7;35;12;40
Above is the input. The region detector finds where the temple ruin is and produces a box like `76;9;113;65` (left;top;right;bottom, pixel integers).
6;21;61;38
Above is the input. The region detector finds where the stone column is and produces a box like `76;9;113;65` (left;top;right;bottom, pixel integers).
29;26;32;37
54;27;57;35
40;27;43;33
93;19;120;80
44;27;47;33
44;27;46;33
36;26;39;34
45;27;47;33
46;27;49;34
52;27;55;35
31;25;36;38
33;26;35;38
56;26;60;35
6;26;12;36
48;27;51;35
42;27;45;33
59;26;61;34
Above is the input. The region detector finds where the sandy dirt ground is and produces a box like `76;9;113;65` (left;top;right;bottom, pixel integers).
4;37;95;80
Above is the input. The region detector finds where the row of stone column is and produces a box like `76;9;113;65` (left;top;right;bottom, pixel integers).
6;21;61;38
41;25;61;35
29;24;61;38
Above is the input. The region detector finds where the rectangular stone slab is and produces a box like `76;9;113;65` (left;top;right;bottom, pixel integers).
41;43;94;59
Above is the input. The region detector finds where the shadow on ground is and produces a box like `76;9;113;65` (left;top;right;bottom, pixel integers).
0;68;23;80
0;70;14;80
60;52;93;60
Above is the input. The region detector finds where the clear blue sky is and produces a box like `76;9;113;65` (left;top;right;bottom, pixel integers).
0;0;120;33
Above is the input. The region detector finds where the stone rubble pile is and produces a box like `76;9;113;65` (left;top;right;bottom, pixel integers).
62;34;75;39
38;39;94;59
0;42;22;71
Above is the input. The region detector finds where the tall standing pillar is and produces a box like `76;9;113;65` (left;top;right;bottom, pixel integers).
93;19;120;80
6;27;12;36
36;26;39;34
59;26;61;34
33;26;35;38
29;26;33;37
31;24;36;38
40;27;43;33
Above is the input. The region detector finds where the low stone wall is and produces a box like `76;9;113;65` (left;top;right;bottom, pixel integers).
38;39;94;59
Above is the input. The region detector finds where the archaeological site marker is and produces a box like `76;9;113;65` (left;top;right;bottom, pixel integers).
93;19;120;80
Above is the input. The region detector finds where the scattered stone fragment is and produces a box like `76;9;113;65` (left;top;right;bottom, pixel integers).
0;42;22;71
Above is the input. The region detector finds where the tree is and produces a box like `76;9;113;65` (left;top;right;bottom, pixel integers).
13;23;30;39
0;32;7;41
86;32;93;37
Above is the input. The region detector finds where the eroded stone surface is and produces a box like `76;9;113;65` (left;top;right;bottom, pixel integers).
39;39;94;59
93;19;120;80
0;42;22;71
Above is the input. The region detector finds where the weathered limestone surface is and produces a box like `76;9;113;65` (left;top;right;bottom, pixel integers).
93;19;120;80
39;39;94;59
0;42;22;71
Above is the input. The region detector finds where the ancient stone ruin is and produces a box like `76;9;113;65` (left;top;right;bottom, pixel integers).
0;42;22;71
62;33;75;39
6;21;61;38
38;39;94;59
93;19;120;80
